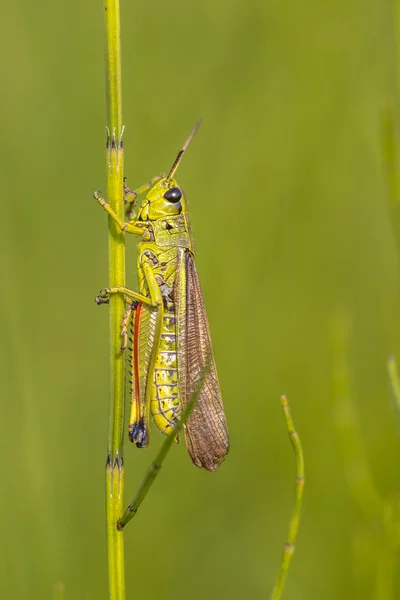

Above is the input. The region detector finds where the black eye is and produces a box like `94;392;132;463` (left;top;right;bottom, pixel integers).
163;187;182;203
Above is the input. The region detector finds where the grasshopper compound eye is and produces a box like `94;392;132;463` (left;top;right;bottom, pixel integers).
163;187;182;203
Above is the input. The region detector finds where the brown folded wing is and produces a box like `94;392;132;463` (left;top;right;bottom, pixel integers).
175;248;229;471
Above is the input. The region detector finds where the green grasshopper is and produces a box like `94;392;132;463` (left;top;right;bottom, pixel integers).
95;122;229;471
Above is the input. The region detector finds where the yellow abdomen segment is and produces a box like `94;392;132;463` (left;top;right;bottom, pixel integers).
151;300;181;435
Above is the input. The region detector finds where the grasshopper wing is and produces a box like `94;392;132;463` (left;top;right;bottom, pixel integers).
175;248;229;471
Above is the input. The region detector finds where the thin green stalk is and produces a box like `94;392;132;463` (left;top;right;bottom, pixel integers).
270;395;304;600
331;312;383;522
382;0;400;252
382;103;400;252
330;313;400;597
397;0;400;118
118;362;210;530
103;0;125;598
381;0;400;253
53;582;65;600
388;355;400;418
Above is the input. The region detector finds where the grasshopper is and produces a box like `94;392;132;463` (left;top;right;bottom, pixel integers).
95;122;229;471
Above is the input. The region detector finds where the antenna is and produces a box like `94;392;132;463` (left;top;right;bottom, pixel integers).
166;119;202;181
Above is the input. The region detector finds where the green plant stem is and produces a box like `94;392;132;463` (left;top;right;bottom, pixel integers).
106;454;125;600
118;363;209;530
382;103;400;252
330;314;400;596
331;312;383;521
103;0;125;598
53;582;65;600
388;355;400;417
381;0;400;253
270;395;304;600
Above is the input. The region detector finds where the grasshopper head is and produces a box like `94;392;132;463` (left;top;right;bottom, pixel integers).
137;120;200;222
137;177;185;221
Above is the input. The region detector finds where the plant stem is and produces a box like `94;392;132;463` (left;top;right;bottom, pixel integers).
388;355;400;418
53;582;65;600
330;314;400;596
381;0;400;254
382;103;400;251
103;0;125;598
331;312;383;522
270;395;304;600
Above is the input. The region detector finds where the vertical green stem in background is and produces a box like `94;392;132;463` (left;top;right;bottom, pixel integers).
397;0;400;106
388;355;400;418
382;0;400;254
330;313;400;598
382;103;400;252
104;0;125;598
331;312;383;522
53;582;65;600
270;395;304;600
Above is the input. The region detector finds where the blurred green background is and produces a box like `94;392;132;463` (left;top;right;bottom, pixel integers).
0;0;399;598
